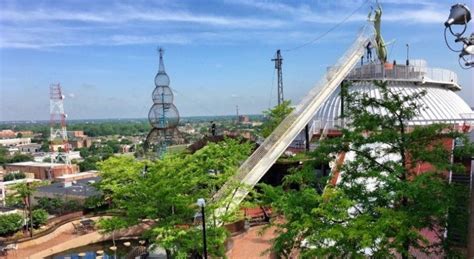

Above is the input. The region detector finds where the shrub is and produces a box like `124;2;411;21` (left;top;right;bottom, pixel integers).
3;172;26;182
63;200;81;213
31;209;48;227
36;197;63;215
84;195;107;211
0;213;23;236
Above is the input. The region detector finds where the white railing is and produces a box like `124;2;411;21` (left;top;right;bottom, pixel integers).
345;63;458;87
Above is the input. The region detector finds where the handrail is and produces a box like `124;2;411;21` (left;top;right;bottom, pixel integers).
346;63;460;89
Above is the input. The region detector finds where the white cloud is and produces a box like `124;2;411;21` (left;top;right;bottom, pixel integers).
383;8;445;23
0;1;452;50
0;6;285;28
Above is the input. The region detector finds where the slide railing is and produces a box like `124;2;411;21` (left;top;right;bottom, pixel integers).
214;27;373;216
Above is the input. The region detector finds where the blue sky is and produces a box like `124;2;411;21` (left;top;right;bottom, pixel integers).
0;0;472;121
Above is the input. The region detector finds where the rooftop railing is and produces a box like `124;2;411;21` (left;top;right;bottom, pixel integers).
345;63;459;88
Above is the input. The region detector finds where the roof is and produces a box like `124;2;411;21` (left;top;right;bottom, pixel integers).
36;177;101;197
6;161;68;168
55;171;98;180
17;143;41;148
0;178;40;187
313;81;473;129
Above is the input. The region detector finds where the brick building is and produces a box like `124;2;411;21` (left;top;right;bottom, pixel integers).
5;161;79;180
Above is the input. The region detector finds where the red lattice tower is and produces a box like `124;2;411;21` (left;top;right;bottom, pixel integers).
49;83;71;178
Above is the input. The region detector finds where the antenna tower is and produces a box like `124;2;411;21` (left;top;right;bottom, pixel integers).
145;48;180;158
236;105;239;123
272;49;284;105
49;83;71;178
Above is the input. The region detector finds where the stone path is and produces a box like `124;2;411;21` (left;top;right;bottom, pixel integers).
227;225;277;259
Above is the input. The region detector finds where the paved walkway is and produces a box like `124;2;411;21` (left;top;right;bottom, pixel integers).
227;225;277;259
2;217;276;259
1;218;149;259
1;219;77;259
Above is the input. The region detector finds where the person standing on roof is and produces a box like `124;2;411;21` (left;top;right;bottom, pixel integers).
366;42;373;62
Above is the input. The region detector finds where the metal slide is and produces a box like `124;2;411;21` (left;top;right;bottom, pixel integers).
214;28;372;215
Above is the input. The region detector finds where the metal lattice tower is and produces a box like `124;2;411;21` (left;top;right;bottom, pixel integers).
145;48;180;158
272;49;284;105
49;83;71;178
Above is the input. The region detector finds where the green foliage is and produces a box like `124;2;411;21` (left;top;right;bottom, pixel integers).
0;121;151;138
260;81;474;258
3;172;26;181
78;156;99;171
97;217;129;233
96;138;253;257
9;153;34;163
63;200;82;213
83;195;107;211
31;209;48;227
260;100;294;138
35;197;64;214
0;213;23;236
35;197;82;215
0;151;34;166
0;147;7;165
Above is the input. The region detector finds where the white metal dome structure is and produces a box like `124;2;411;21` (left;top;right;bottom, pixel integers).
312;60;473;131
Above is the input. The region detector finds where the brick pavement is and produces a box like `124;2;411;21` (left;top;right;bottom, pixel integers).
227;225;278;259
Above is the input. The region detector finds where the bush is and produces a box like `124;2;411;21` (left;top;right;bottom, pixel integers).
31;209;48;227
36;197;81;215
0;213;23;236
84;195;107;211
36;197;63;215
63;200;81;213
3;172;26;181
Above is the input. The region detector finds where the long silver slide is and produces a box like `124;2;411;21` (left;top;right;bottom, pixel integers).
214;28;372;215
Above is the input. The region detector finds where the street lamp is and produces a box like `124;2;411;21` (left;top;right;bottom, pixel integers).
405;44;409;66
196;198;208;259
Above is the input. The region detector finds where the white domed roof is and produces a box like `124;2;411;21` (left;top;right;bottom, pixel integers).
314;81;473;128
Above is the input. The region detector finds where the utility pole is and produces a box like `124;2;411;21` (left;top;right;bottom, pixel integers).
272;49;284;105
236;105;239;123
27;182;33;238
406;44;410;66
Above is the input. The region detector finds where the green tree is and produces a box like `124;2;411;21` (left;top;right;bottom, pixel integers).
35;197;64;215
3;172;26;181
78;156;99;171
260;81;472;258
31;209;48;227
8;153;34;163
0;147;8;165
0;213;23;236
96;138;253;258
12;182;42;235
260;100;294;138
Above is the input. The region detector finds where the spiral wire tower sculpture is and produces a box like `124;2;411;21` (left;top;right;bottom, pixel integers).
145;48;180;158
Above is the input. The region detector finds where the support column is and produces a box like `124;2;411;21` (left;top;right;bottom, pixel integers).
305;124;310;151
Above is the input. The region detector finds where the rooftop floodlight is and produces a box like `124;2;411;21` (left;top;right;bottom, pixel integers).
444;3;473;68
445;3;471;28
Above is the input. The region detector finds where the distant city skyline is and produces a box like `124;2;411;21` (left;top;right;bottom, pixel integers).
1;0;473;121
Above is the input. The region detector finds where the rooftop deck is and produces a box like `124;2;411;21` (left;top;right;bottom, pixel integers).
345;60;460;90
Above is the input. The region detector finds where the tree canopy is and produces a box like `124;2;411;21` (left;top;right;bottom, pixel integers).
96;138;253;257
260;100;294;138
260;81;473;258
